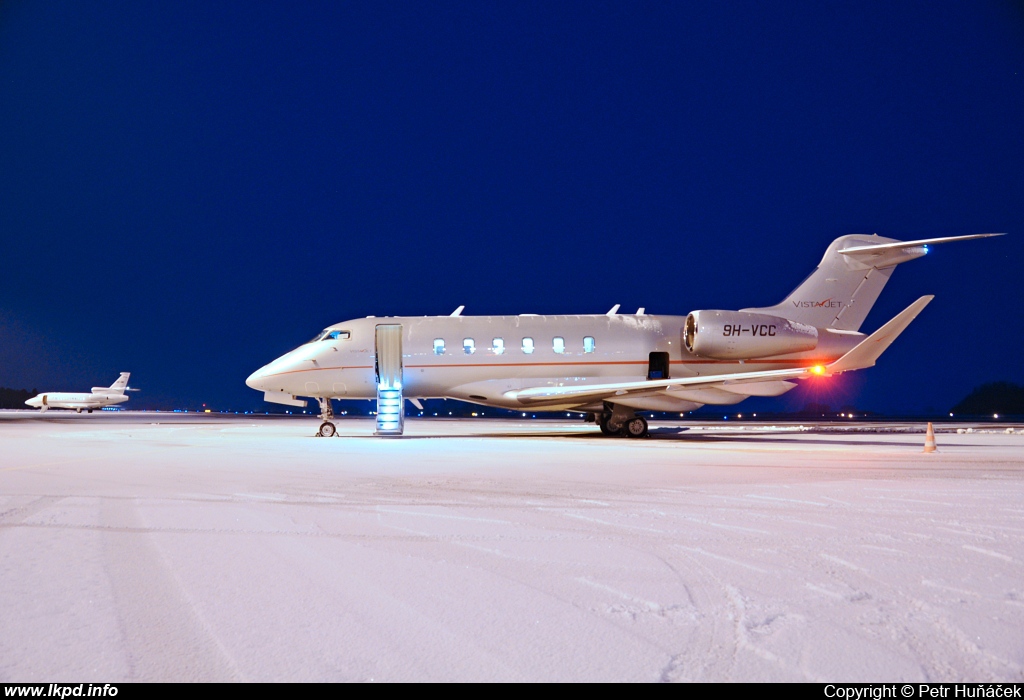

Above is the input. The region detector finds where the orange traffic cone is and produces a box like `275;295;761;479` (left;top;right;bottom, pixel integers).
923;422;937;453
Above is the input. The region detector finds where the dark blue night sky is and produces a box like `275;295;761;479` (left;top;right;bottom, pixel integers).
1;2;1021;413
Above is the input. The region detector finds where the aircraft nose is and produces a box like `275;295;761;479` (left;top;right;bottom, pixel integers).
246;366;270;391
247;344;323;394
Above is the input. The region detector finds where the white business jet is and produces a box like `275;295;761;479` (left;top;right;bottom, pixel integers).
25;373;131;413
246;233;1002;438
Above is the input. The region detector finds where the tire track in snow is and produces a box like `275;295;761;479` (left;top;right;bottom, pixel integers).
101;499;243;681
0;495;62;524
724;585;825;682
655;550;738;681
901;596;1024;680
961;545;1016;564
815;538;1022;680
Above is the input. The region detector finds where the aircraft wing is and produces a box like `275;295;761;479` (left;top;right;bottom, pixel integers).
506;366;818;408
827;295;932;372
504;296;933;408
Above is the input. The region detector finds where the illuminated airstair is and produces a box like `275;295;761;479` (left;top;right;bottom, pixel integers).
374;324;404;436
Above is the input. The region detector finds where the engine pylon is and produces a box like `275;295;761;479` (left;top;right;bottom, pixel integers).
923;422;937;453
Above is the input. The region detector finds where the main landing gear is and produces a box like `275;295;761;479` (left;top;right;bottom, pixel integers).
594;403;649;439
623;415;649;438
316;398;336;438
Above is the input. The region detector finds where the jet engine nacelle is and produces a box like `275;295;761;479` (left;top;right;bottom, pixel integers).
684;310;818;360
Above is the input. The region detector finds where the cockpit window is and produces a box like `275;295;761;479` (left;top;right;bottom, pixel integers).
309;329;351;343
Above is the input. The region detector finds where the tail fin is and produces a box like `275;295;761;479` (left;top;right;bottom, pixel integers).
93;372;130;395
109;372;130;394
743;233;1002;331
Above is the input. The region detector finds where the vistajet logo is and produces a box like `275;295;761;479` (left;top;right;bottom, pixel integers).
792;298;842;309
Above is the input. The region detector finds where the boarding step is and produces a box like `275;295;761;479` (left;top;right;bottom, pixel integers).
374;324;404;436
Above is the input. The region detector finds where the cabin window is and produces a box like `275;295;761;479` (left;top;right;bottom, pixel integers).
464;338;475;355
584;336;595;353
522;337;535;354
552;336;565;354
433;338;445;355
492;337;505;354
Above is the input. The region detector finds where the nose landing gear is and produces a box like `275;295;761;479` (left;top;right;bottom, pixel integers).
316;397;336;437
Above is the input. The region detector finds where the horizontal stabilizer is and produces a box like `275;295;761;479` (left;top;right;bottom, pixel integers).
826;295;933;373
838;233;1004;256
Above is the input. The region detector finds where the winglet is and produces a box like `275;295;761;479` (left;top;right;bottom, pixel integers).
606;304;620;316
827;295;934;374
450;305;465;317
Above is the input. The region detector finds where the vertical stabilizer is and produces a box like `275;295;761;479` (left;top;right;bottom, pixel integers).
743;233;1002;331
108;372;131;395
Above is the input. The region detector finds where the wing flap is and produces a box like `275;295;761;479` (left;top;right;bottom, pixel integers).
506;365;817;407
716;380;797;397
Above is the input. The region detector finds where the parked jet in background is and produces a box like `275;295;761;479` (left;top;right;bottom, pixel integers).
246;233;1002;438
25;373;131;413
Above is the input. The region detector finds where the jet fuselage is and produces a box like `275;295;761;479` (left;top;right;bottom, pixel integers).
25;373;132;412
25;392;129;411
245;233;1002;435
246;314;862;412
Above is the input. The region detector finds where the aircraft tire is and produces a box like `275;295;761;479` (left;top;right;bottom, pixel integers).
598;416;617;436
318;421;337;438
624;416;648;439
